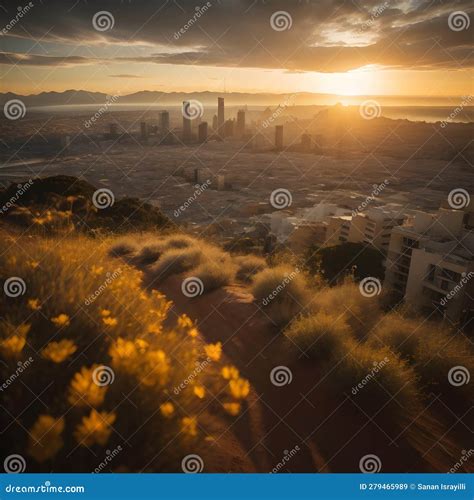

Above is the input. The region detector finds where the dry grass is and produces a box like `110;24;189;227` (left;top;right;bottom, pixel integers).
251;265;309;326
234;255;267;283
284;311;352;361
0;231;247;472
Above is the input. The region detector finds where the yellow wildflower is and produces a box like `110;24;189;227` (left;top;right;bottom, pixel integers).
51;314;70;327
193;385;206;399
28;299;41;311
223;403;241;416
160;402;175;418
188;327;199;338
42;340;77;363
229;378;250;399
181;416;198;437
140;350;170;386
27;260;40;269
91;265;104;275
177;314;193;329
0;335;26;358
27;415;64;462
74;409;116;447
221;365;239;380
68;365;107;407
204;342;222;361
100;309;111;317
102;316;118;327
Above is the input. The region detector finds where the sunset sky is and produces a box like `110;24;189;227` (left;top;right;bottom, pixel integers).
1;0;472;99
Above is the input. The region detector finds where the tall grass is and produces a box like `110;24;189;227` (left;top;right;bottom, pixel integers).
0;232;248;472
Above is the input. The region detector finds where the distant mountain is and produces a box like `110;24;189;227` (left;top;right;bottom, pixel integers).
0;90;464;108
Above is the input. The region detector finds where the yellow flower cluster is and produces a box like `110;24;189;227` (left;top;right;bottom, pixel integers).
42;340;77;363
51;314;70;327
68;365;107;407
28;415;65;462
0;323;30;358
74;409;116;447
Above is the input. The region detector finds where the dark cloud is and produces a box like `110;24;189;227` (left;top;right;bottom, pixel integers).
0;0;472;72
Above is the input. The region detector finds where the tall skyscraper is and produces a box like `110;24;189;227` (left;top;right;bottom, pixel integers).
236;110;245;138
212;114;218;131
182;101;192;142
217;97;224;135
275;125;283;150
160;111;170;133
198;122;208;143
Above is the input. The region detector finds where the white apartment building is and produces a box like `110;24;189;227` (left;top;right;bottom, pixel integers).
325;207;405;251
384;208;474;325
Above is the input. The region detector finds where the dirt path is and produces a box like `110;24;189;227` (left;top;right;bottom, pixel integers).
151;276;462;473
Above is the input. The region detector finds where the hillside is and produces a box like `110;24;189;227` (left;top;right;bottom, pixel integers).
0;176;472;473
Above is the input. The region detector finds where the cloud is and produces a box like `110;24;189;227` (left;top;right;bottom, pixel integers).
1;0;472;73
109;74;147;79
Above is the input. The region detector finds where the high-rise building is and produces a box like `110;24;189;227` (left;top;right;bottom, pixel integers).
198;122;208;143
384;207;474;324
212;114;218;131
236;110;245;138
182;101;192;142
140;122;148;139
275;125;283;150
217;97;225;135
223;119;234;138
160;111;170;133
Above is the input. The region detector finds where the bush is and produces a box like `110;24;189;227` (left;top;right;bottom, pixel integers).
331;343;422;431
147;247;203;283
0;233;247;472
313;279;381;338
251;265;309;326
234;255;267;283
193;260;236;293
284;311;352;360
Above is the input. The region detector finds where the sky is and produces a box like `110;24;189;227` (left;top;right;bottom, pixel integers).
0;0;472;99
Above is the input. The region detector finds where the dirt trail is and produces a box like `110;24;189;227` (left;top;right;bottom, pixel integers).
151;276;461;473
